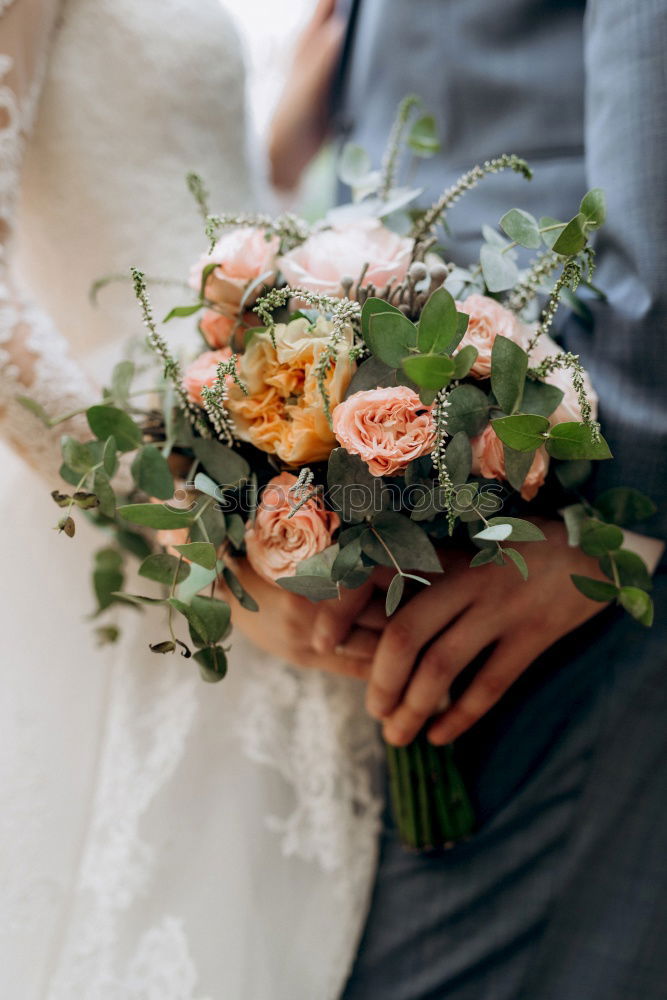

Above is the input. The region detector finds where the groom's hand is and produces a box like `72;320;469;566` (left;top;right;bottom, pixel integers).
363;519;611;746
268;0;345;190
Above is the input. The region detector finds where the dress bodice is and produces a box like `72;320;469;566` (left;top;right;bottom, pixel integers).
16;0;256;359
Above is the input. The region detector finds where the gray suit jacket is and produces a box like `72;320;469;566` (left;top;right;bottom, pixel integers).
335;0;667;540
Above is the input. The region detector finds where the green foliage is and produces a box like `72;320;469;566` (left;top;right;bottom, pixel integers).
93;548;124;613
194;645;228;682
571;575;619;602
401;353;454;390
328;448;384;523
503;547;529;580
109;360;135;406
618;587;653;626
579;519;623;557
163;302;205;322
417;289;460;354
367;311;417;368
545;422;612;460
594;487;656;526
385;573;405;615
491;336;528;414
131;445;174;500
600;549;652;590
444;431;472;484
452;344;478;380
139;553;190;585
93;469;116;518
520;380;564;418
192;438;250;487
446;384;489;436
173;542;218;570
362;512;442;573
118;502;195;529
481;517;546;542
277;575;339;601
407;114;440;156
503;446;535;491
221;566;259;611
499;208;541;249
492;413;549;451
480;244;519;292
87;405;142;452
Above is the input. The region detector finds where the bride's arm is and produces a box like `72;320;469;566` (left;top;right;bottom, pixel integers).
0;0;96;479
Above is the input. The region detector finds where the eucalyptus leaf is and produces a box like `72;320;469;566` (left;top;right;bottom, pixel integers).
480;244;519;292
503;547;529;580
492;414;549;452
338;142;372;185
417;288;458;354
87;405;142;452
546;422;612;460
539;217;566;249
579;188;606;229
562;503;588;546
571;575;619;602
407;114;440;156
362;512;442;573
221;566;259;611
485;517;546;542
93;547;124;612
594;487;656;526
360;296;403;339
345;356;402;396
331;538;363;583
446;384;490;436
618;586;653;626
93;468;116;518
444;431;472;484
470;547;498;568
367;311;417;368
139;553;190;585
503;445;535;492
600;549;652;591
194;645;228;682
61;435;95;474
173;541;217;570
131;444;174;500
552;214;587;255
193;438;249;487
491;336;528;414
499;208;541;249
163;302;205;322
16;395;51;425
579;518;623;557
102;435;118;476
118;502;195;529
190;595;232;643
520;379;564;418
328;448;384;523
385;573;405;615
401;353;454;390
474;523;512;542
451;344;478;380
276;575;339;601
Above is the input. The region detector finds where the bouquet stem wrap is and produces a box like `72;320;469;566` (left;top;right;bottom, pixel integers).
386;737;475;851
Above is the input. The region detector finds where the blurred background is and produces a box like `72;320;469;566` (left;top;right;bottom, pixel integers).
220;0;336;217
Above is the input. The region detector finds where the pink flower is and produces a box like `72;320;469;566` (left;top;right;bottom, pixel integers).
471;424;549;501
332;385;435;477
199;309;236;349
182;348;233;407
278;219;413;297
455;294;530;379
245;472;340;583
528;333;599;425
190;227;280;310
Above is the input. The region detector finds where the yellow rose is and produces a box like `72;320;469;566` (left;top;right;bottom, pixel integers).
227;316;355;465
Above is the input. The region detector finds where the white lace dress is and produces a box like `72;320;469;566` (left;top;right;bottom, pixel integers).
0;2;382;997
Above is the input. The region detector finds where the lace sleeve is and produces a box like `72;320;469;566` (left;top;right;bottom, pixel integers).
0;0;95;479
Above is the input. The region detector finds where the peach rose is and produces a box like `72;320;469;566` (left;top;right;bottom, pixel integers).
190;227;280;310
199;309;236;349
528;333;599;425
182;348;233;407
454;294;530;379
332;385;435;477
245;471;340;582
278;219;413;297
227;316;355;465
471;424;549;501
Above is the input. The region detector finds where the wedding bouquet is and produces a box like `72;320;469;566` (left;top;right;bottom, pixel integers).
23;97;656;851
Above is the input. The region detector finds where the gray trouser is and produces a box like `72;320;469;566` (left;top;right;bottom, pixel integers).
343;570;667;1000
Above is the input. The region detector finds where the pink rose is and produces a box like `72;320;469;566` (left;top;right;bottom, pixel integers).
278;219;413;297
471;424;549;501
245;471;340;583
332;385;435;477
455;294;530;379
199;309;236;349
182;348;233;407
190;227;280;310
528;333;599;425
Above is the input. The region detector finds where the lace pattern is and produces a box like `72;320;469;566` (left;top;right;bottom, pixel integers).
239;662;384;999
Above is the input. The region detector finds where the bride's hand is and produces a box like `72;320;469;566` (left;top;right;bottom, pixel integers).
268;0;345;191
361;520;612;746
217;555;379;678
